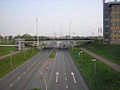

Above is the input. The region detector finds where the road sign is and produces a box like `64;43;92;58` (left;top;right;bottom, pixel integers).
78;52;80;58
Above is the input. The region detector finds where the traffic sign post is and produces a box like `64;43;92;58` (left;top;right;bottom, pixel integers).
78;52;80;58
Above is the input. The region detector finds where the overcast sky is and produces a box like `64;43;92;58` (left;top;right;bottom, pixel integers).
0;0;117;37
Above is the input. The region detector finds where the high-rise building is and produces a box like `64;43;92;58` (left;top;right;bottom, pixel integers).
103;0;120;44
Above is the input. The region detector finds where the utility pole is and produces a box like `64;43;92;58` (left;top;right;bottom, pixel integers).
36;16;39;48
61;24;62;37
69;22;72;39
10;50;13;68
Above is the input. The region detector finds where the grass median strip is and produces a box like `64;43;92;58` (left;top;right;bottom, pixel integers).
49;50;56;58
0;48;40;78
69;48;120;90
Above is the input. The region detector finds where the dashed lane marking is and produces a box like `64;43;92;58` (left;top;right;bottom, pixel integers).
9;83;13;87
17;76;20;80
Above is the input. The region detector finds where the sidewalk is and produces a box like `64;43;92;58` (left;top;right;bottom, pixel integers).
80;48;120;72
0;48;29;60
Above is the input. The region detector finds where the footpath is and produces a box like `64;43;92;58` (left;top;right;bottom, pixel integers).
0;48;29;60
80;48;120;72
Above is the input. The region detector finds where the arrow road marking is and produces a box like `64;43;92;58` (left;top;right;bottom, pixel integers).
17;76;20;80
66;85;68;88
71;72;76;84
56;72;59;83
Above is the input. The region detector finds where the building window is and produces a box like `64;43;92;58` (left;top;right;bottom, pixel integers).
105;25;109;27
114;37;117;40
114;29;117;34
119;30;120;34
119;7;120;11
114;6;117;11
114;21;117;26
119;14;120;19
119;21;120;26
105;18;109;21
114;14;117;19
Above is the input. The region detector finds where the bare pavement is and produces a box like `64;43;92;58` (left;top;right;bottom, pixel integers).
0;42;89;90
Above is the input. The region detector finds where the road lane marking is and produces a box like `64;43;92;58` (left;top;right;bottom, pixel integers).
65;78;67;80
23;71;26;74
64;72;66;75
17;76;20;80
56;72;59;83
39;71;48;90
28;67;30;70
66;85;68;88
71;72;76;84
9;83;13;87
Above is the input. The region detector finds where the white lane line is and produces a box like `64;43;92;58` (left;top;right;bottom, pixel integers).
65;78;67;81
23;71;26;74
9;83;13;87
64;72;66;75
28;67;30;70
56;72;59;83
71;72;76;84
17;76;20;80
66;85;68;88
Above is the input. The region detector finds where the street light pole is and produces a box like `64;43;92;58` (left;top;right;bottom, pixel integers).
24;50;25;59
36;16;39;49
80;51;83;65
10;50;13;68
92;59;96;90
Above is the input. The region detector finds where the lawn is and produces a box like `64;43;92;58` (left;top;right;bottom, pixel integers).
0;41;15;56
0;48;40;78
49;50;56;58
69;48;120;90
76;41;87;46
83;41;120;66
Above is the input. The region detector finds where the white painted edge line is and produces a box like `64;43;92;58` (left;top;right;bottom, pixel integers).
71;72;76;84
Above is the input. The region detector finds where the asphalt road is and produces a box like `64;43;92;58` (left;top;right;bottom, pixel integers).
45;50;89;90
0;41;89;90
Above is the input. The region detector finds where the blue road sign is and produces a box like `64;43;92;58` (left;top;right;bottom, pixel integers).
78;52;80;58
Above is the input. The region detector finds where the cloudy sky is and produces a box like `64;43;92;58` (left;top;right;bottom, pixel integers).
0;0;117;37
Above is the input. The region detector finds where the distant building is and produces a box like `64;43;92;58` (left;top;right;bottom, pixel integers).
103;0;120;44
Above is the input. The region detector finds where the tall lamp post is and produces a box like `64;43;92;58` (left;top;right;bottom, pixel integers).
80;51;83;65
92;59;96;90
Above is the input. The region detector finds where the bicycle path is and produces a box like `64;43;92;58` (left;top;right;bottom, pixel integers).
80;48;120;72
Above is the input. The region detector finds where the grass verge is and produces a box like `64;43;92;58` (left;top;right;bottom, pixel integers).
0;48;40;78
49;50;56;58
83;40;120;66
0;41;15;56
69;48;120;90
31;88;41;90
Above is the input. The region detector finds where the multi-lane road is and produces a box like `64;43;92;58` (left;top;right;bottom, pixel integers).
0;41;89;90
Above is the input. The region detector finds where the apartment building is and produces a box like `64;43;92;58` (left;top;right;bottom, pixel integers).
103;0;120;44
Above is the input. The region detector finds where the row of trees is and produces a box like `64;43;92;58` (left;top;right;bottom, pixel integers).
0;34;47;41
